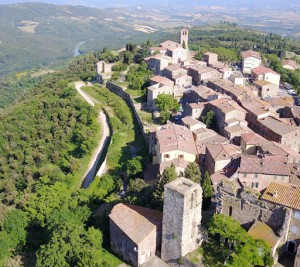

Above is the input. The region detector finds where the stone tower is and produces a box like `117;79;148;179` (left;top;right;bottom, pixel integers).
180;28;189;49
161;177;202;262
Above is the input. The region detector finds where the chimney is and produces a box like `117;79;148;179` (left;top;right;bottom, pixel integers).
272;191;278;198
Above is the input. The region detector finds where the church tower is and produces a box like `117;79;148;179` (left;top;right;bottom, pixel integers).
180;28;189;50
161;177;202;263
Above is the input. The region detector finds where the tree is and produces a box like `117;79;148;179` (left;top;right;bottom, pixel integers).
201;171;213;198
155;94;180;112
152;164;177;210
201;110;217;131
124;156;143;179
125;178;153;206
184;162;201;183
160;110;170;124
208;214;272;266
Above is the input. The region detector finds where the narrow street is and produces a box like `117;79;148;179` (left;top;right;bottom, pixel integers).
75;81;110;188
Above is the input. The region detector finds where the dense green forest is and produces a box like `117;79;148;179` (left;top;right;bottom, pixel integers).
0;51;124;266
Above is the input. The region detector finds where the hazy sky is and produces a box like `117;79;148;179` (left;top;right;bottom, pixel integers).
1;0;300;10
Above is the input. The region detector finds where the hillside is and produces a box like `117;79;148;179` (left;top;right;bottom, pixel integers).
0;3;153;77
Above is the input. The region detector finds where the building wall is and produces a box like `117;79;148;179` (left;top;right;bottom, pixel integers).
205;149;232;174
238;173;290;192
138;228;157;266
242;57;261;74
260;83;279;98
264;73;280;86
287;209;300;245
217;186;287;232
175;76;192;87
161;179;202;262
110;220;138;267
155;150;196;165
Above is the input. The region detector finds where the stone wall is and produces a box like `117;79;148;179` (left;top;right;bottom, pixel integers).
106;81;148;143
216;182;288;233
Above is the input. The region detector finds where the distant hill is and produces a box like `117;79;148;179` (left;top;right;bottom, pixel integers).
0;3;154;76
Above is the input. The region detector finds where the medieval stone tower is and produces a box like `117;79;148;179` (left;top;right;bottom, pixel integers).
180;28;189;49
161;177;202;262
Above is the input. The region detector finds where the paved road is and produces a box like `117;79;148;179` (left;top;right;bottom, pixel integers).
75;81;110;188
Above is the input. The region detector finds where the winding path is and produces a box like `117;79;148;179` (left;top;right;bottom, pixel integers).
75;81;110;188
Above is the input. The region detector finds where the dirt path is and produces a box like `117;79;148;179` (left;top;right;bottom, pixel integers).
75;81;110;188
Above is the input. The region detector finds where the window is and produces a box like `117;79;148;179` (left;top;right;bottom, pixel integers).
243;173;247;178
294;211;300;219
164;154;170;159
255;174;258;178
252;182;259;188
178;155;184;159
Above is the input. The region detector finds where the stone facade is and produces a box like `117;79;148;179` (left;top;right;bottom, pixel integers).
216;181;288;233
161;178;202;263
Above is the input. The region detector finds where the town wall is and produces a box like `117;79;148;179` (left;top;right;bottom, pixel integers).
106;81;148;143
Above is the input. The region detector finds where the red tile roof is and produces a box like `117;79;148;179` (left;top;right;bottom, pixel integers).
150;76;174;86
156;123;198;155
282;59;297;69
261;182;300;210
206;143;241;161
109;203;163;244
241;50;261;59
251;66;280;76
239;155;290;176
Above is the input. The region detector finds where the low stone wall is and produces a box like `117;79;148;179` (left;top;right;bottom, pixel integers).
106;81;149;144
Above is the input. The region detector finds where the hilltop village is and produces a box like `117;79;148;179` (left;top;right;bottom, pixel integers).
95;29;300;267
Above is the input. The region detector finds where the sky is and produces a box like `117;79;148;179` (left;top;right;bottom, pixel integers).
1;0;300;10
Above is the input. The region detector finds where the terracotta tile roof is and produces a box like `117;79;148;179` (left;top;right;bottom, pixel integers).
109;203;163;244
241;50;261;59
188;102;207;110
264;97;294;107
240;96;272;117
164;64;181;72
160;40;181;48
261;182;300;210
182;116;206;128
251;66;280;76
239;155;290;176
206;143;241;161
204;51;218;56
147;84;173;93
224;124;252;134
209;98;247;114
258;116;299;136
150;46;165;51
248;221;280;247
150;76;174;86
156;123;198;155
253;80;270;86
282;59;297;69
241;132;270;146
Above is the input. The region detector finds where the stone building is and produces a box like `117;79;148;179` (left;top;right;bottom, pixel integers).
251;66;281;86
207;98;248;135
205;143;241;175
255;116;300;153
253;80;279;98
262;182;300;254
109;204;163;267
187;66;222;85
216;180;288;238
161;177;202;263
217;180;300;255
